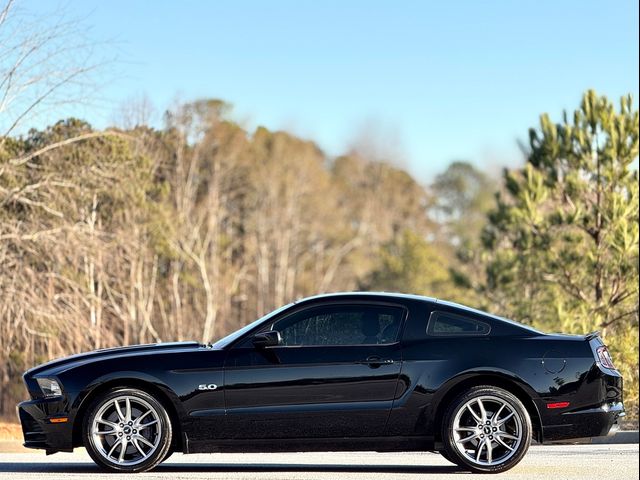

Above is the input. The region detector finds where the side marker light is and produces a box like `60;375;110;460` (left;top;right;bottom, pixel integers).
49;417;68;423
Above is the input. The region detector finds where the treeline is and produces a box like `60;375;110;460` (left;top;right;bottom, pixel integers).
0;92;638;419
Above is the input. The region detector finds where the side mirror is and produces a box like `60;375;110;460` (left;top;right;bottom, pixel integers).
252;331;282;348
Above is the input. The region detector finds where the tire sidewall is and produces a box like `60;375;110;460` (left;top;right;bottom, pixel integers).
442;386;532;473
83;387;172;473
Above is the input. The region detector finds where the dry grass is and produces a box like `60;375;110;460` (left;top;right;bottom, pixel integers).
0;422;22;441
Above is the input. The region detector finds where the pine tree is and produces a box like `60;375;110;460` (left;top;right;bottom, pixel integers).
482;90;639;417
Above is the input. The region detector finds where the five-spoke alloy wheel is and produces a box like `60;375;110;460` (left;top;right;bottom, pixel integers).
84;388;172;473
441;386;532;473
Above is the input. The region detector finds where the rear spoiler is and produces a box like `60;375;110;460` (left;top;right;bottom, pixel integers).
584;331;601;341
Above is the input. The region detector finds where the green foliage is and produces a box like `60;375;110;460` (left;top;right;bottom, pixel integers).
431;161;496;244
364;230;458;299
430;161;499;305
480;90;639;418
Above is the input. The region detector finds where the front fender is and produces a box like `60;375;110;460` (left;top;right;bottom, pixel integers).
71;370;183;414
63;368;187;449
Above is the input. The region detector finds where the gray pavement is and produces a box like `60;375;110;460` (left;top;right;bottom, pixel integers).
591;430;639;443
0;444;638;479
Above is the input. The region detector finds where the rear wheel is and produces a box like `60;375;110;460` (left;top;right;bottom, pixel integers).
439;449;455;463
162;449;174;462
83;387;172;473
441;386;531;473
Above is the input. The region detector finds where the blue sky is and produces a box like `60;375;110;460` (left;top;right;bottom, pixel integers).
23;0;640;180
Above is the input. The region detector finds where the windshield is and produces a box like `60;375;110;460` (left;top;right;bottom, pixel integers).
210;303;294;349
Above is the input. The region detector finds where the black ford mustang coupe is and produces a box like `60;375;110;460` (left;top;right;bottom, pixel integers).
19;292;624;473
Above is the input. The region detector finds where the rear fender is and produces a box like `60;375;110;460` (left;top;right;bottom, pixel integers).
429;368;543;442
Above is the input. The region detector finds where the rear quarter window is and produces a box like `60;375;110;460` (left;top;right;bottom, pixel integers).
427;311;491;336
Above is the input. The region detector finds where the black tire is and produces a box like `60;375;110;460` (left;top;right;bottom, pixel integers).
162;449;174;462
439;449;456;464
441;385;531;473
83;387;173;473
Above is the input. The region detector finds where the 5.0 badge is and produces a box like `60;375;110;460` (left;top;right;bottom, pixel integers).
198;384;218;391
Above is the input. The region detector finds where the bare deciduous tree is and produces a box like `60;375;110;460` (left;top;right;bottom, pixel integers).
0;0;106;142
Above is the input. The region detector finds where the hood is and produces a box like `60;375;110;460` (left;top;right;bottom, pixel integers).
26;341;202;377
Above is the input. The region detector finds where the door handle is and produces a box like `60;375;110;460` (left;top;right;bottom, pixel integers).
357;356;394;367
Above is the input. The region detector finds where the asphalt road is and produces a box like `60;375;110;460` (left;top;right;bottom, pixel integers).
0;444;637;480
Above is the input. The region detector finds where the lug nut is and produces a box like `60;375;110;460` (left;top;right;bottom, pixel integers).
118;432;122;437
127;436;131;440
128;421;133;426
493;427;497;431
489;435;493;440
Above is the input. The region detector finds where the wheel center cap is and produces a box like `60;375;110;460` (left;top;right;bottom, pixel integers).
484;426;492;434
123;426;131;434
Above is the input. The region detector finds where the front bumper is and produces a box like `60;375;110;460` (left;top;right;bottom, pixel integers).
18;398;74;453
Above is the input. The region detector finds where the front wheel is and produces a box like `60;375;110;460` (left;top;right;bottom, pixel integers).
83;387;173;473
441;386;531;473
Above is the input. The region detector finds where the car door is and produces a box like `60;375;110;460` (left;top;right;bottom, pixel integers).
222;302;406;439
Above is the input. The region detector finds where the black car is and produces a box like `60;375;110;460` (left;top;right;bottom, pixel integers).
18;292;624;473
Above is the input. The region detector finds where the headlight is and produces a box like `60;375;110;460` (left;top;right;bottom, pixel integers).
36;378;62;397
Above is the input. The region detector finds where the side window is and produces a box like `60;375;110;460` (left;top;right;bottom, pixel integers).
274;305;404;346
427;311;490;336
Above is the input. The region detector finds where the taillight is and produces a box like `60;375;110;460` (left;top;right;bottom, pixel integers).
596;346;616;370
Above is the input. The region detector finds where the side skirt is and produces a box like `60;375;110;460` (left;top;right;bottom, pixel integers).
184;436;435;454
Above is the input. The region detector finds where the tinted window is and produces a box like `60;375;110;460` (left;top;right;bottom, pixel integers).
275;305;404;346
427;311;490;336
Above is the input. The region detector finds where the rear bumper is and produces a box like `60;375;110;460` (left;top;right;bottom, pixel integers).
542;401;625;441
17;398;74;453
540;360;624;443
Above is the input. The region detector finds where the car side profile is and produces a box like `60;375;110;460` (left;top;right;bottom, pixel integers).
19;292;624;473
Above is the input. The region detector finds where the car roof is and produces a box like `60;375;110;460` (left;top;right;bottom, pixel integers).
294;291;542;334
294;291;438;304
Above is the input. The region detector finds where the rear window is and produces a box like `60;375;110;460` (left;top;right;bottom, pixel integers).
427;311;490;336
